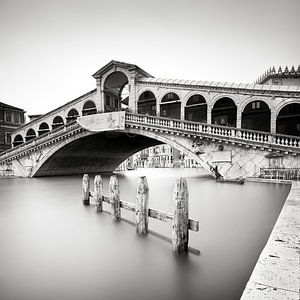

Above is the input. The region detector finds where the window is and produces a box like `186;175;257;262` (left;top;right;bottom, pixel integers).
251;101;261;110
5;133;11;144
5;111;11;122
105;95;110;106
14;112;19;123
20;114;24;123
114;98;119;109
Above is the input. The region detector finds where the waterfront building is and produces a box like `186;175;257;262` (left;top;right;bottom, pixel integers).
0;102;25;152
117;144;199;170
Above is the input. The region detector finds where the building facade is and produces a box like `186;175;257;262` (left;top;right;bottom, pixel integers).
0;102;25;152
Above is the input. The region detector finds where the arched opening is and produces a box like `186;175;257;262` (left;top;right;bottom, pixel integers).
242;101;271;132
160;92;181;119
104;71;129;112
52;116;64;130
276;103;300;136
13;134;24;147
185;95;207;122
25;128;36;142
212;97;237;126
38;122;50;136
66;108;80;123
82;101;97;116
138;91;156;116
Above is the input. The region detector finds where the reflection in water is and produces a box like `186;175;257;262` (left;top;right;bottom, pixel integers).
0;168;290;300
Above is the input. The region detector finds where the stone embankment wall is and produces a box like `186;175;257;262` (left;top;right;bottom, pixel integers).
241;181;300;299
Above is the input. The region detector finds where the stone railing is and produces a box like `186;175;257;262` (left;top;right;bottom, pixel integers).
0;120;81;162
125;113;300;152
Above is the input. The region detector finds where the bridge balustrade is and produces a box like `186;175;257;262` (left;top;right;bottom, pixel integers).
125;113;300;151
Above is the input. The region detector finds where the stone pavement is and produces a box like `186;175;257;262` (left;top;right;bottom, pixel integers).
241;181;300;299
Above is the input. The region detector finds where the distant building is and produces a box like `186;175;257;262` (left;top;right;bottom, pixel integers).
0;102;25;152
117;144;199;170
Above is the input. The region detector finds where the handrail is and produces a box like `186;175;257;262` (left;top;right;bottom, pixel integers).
125;113;300;150
0;120;80;160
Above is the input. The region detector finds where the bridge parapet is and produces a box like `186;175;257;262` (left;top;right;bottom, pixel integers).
0;120;81;164
125;113;300;154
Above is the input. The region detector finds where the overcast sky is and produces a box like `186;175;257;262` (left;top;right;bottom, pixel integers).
0;0;299;115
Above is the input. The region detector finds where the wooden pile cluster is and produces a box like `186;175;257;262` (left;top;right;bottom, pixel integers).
82;174;199;254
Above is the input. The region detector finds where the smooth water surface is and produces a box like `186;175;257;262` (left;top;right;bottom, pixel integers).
0;169;290;300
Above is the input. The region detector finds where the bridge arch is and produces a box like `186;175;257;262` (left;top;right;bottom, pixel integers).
103;71;129;112
30;127;216;178
276;102;300;136
25;128;37;142
52;116;64;130
241;100;271;132
82;100;97;116
184;94;207;122
211;97;237;126
38;122;50;136
66;108;80;123
160;92;181;119
13;134;24;147
137;90;157;116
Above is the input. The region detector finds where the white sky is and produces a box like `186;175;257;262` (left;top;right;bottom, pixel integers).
0;0;299;115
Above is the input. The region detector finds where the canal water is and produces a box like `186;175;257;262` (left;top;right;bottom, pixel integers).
0;169;290;300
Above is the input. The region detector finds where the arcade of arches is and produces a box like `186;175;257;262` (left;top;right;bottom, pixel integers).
102;71;300;136
10;70;300;149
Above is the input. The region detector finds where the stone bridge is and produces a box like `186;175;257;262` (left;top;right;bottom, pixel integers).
0;111;299;178
0;60;299;178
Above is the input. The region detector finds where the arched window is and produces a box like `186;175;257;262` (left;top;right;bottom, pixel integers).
38;122;50;136
66;108;80;123
82;101;97;116
25;128;36;142
185;95;207;122
276;103;300;136
160;92;181;119
104;72;129;112
212;97;237;127
52;116;64;130
13;134;24;147
242;101;270;132
138;91;156;116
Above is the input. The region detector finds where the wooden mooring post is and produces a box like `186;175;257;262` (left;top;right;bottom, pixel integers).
136;176;149;235
82;174;90;205
109;175;121;221
82;174;199;254
172;178;189;254
94;175;103;212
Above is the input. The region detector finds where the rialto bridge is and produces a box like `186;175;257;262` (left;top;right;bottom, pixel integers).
0;60;299;178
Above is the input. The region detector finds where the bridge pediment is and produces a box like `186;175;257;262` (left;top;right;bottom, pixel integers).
92;60;153;80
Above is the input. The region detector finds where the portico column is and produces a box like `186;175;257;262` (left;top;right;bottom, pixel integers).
180;101;185;120
96;78;104;113
207;105;212;124
270;108;276;134
156;101;160;117
236;107;242;129
128;72;137;113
